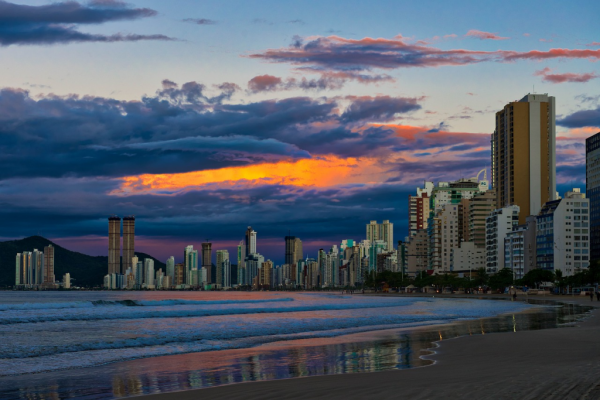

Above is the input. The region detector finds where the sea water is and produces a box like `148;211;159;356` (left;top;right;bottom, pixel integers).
0;291;586;399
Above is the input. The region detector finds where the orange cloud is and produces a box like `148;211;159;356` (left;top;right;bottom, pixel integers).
111;156;388;196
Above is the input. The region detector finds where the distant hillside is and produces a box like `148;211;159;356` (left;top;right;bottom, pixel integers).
0;236;165;288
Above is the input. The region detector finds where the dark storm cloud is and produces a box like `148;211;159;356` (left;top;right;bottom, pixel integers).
0;0;171;46
0;84;428;180
557;107;600;128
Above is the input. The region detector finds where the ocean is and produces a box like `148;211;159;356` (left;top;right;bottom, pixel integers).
0;291;585;399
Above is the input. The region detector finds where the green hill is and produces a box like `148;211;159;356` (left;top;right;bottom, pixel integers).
0;236;165;288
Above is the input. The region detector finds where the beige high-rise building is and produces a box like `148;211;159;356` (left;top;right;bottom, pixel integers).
285;236;303;266
259;260;273;287
122;216;135;274
492;93;556;224
43;245;55;284
366;220;394;251
468;189;497;248
108;216;121;275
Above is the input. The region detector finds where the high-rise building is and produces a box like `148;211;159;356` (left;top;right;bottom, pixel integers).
468;189;497;248
245;226;257;255
216;250;229;286
285;236;303;266
258;260;273;288
43;245;55;284
202;242;212;283
122;216;135;274
237;240;246;286
366;220;394;251
32;249;43;285
166;256;175;281
536;189;589;276
144;259;155;288
409;181;434;237
586;132;600;261
174;263;185;286
108;216;121;275
63;273;70;289
485;205;520;274
492;93;556;224
15;254;21;286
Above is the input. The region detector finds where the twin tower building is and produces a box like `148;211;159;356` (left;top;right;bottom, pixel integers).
108;216;135;275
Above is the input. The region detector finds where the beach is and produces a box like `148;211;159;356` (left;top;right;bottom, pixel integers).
135;295;600;400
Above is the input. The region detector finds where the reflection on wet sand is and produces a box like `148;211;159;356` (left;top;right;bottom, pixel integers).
1;300;590;400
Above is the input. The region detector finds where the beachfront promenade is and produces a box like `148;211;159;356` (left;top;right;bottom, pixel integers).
136;295;600;400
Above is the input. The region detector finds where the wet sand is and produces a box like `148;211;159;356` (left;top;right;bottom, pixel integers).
134;295;600;400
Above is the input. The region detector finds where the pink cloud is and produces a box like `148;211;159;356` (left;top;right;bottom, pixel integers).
465;30;509;40
534;67;598;83
523;33;531;37
247;74;283;92
250;34;600;73
539;38;553;42
587;42;600;47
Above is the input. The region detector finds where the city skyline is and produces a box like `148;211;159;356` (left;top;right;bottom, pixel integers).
0;0;599;264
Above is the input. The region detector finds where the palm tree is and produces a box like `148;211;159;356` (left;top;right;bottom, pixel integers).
555;269;563;294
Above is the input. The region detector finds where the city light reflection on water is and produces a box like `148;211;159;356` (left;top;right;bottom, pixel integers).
0;299;590;400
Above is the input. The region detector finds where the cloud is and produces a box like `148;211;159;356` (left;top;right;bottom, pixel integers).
587;42;600;47
0;0;171;46
249;34;600;73
534;67;598;83
465;30;509;40
557;107;600;128
252;18;272;25
340;96;421;123
182;18;217;25
287;19;305;25
247;71;393;93
0;83;429;181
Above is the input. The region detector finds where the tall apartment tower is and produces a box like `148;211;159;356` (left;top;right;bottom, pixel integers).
366;220;394;251
202;242;212;283
216;250;229;286
122;216;135;274
245;226;257;255
408;181;434;237
586;132;600;261
43;245;55;284
284;236;303;266
108;216;121;275
492;93;556;224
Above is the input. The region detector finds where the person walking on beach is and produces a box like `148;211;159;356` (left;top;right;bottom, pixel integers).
590;290;595;301
596;290;600;301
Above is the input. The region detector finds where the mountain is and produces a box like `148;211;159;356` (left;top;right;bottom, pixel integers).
0;236;165;288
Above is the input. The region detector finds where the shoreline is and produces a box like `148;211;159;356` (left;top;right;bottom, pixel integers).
132;295;600;400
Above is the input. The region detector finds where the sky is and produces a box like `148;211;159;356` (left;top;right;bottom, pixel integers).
1;0;599;264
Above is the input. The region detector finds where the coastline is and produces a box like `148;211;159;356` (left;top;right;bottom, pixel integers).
133;295;600;400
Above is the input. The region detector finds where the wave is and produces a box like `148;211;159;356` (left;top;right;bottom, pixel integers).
0;312;456;361
0;299;438;325
0;297;295;312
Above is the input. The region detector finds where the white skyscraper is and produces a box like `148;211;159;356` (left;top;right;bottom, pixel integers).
144;259;155;288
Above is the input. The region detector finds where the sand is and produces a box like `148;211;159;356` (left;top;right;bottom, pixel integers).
135;296;600;400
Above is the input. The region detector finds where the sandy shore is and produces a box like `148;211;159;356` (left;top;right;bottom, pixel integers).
135;295;600;400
